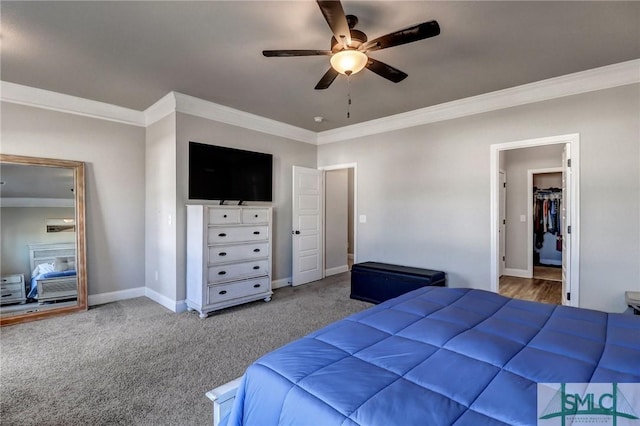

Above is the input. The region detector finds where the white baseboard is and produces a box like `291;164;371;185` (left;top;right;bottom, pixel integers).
503;268;532;279
326;265;349;277
88;286;145;306
272;277;291;289
144;287;187;313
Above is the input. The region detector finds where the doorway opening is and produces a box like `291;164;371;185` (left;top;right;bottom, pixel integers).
321;163;357;277
490;134;580;307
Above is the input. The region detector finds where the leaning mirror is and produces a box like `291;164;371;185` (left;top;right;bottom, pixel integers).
0;154;87;325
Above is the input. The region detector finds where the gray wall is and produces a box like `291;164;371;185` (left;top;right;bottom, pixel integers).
145;113;178;300
1;102;146;297
503;144;563;271
325;169;348;271
1;207;76;279
174;112;317;300
318;84;640;313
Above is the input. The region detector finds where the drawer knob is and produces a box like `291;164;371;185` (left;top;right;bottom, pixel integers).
218;271;227;275
223;214;227;218
219;252;227;257
253;284;261;288
253;231;260;235
254;214;258;218
253;266;260;270
253;248;260;253
219;290;227;295
218;233;227;237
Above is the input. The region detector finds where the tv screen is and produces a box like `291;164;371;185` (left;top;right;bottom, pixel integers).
189;142;273;202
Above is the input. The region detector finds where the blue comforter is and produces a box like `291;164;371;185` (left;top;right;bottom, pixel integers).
223;287;639;425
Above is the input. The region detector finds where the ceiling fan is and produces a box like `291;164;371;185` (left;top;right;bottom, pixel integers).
263;0;440;90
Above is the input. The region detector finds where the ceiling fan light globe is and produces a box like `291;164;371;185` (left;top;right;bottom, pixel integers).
330;50;368;76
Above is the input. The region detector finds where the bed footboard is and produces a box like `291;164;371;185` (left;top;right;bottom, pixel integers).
206;377;242;426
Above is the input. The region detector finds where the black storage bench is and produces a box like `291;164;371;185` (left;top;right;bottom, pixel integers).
351;262;446;304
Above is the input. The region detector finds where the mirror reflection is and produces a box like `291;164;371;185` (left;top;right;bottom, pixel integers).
1;160;83;320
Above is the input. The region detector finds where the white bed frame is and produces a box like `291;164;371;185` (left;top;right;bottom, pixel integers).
29;242;78;303
207;378;241;426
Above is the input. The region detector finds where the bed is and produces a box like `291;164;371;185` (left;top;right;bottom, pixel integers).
210;286;640;426
27;243;78;303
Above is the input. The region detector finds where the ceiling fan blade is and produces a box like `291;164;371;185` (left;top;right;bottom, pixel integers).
361;20;440;52
316;1;352;47
315;68;339;90
263;50;332;57
365;58;408;83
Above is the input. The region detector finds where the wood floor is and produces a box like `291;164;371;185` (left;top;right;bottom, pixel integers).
499;274;562;305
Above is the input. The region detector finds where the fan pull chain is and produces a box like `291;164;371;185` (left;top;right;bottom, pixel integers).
347;74;352;119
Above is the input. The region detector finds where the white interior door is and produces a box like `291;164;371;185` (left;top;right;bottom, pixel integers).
561;144;571;305
499;171;506;277
292;166;324;286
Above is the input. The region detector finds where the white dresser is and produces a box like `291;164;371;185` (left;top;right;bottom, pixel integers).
1;274;26;305
186;205;273;318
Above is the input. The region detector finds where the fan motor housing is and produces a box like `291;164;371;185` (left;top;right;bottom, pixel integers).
331;29;368;53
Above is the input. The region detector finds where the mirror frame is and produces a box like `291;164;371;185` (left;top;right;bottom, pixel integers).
0;154;87;326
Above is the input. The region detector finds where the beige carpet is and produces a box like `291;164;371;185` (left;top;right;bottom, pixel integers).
0;273;370;426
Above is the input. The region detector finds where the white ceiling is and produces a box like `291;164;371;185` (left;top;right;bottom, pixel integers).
1;1;639;131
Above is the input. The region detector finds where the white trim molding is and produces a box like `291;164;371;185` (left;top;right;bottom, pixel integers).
172;92;317;144
0;81;146;127
317;59;640;144
144;287;187;313
490;134;580;307
88;286;146;307
2;60;638;145
272;277;291;289
325;265;349;277
503;268;531;279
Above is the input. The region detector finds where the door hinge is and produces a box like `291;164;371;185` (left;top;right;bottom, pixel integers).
502;256;505;261
503;182;506;188
567;225;571;234
567;292;571;301
567;158;571;167
503;219;506;225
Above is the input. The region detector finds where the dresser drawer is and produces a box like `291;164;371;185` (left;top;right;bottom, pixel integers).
1;274;24;284
1;282;24;293
207;277;270;304
1;282;25;304
208;260;269;283
208;226;269;244
208;242;269;264
208;208;241;225
241;208;270;224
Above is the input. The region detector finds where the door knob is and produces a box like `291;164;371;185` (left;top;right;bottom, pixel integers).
292;230;301;235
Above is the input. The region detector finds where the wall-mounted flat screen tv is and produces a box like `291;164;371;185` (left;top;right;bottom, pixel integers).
189;142;273;202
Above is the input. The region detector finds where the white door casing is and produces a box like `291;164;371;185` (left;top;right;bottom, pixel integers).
292;166;324;286
562;143;571;305
499;171;506;277
491;134;580;307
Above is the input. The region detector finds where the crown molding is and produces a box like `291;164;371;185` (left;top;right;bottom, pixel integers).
2;59;638;144
171;92;317;144
144;91;177;126
0;81;146;127
317;59;640;144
